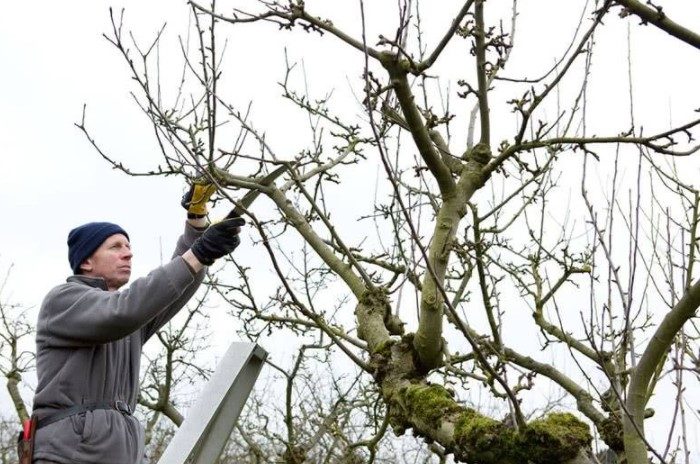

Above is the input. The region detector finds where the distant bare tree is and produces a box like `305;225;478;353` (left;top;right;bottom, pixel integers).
0;264;34;423
0;416;19;464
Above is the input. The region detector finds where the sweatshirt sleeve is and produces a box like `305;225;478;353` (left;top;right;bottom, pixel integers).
140;222;207;343
39;257;195;347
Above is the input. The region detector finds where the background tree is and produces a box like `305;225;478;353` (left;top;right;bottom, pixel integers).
0;264;34;423
77;1;700;463
0;264;35;463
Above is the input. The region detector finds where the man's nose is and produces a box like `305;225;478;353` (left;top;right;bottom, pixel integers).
122;249;133;260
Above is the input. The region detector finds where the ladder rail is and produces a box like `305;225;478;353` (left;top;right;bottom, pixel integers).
156;342;267;464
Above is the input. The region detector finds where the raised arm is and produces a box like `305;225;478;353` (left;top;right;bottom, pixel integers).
140;183;245;342
38;256;196;346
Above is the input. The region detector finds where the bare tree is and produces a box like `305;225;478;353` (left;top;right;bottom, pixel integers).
0;416;20;464
81;1;700;463
0;264;34;423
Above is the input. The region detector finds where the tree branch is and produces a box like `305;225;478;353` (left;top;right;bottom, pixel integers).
614;0;700;50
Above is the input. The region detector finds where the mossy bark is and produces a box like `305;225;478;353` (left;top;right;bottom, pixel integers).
372;334;595;464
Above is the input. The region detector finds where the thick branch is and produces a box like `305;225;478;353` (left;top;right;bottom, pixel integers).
139;397;184;426
383;58;457;196
414;159;488;369
614;0;700;50
266;186;367;298
7;373;28;422
503;347;606;426
623;278;700;463
381;342;595;464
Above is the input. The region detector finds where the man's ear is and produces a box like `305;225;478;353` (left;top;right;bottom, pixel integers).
80;259;93;273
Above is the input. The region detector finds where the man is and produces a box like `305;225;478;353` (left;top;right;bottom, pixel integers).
29;184;243;464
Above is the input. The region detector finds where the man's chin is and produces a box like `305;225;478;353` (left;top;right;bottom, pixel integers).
108;275;131;290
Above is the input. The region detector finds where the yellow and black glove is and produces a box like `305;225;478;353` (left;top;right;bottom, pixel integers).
181;180;217;219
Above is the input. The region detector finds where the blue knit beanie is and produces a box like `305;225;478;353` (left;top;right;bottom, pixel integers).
67;222;130;274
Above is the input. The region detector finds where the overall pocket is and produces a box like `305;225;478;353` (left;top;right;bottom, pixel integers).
80;410;95;443
70;412;85;436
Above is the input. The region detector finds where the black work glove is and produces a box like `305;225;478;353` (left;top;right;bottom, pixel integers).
190;216;245;265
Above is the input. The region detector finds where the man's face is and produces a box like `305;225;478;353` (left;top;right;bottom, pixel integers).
80;234;133;291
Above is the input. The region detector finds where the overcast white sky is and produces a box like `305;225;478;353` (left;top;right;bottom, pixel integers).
2;0;700;458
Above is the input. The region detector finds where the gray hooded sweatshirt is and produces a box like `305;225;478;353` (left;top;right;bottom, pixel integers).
32;223;205;464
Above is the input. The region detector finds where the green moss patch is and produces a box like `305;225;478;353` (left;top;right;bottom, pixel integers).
391;382;592;463
521;413;591;463
401;384;462;429
455;409;515;463
454;409;590;463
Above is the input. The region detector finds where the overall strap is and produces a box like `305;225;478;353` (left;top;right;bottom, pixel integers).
36;401;132;430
